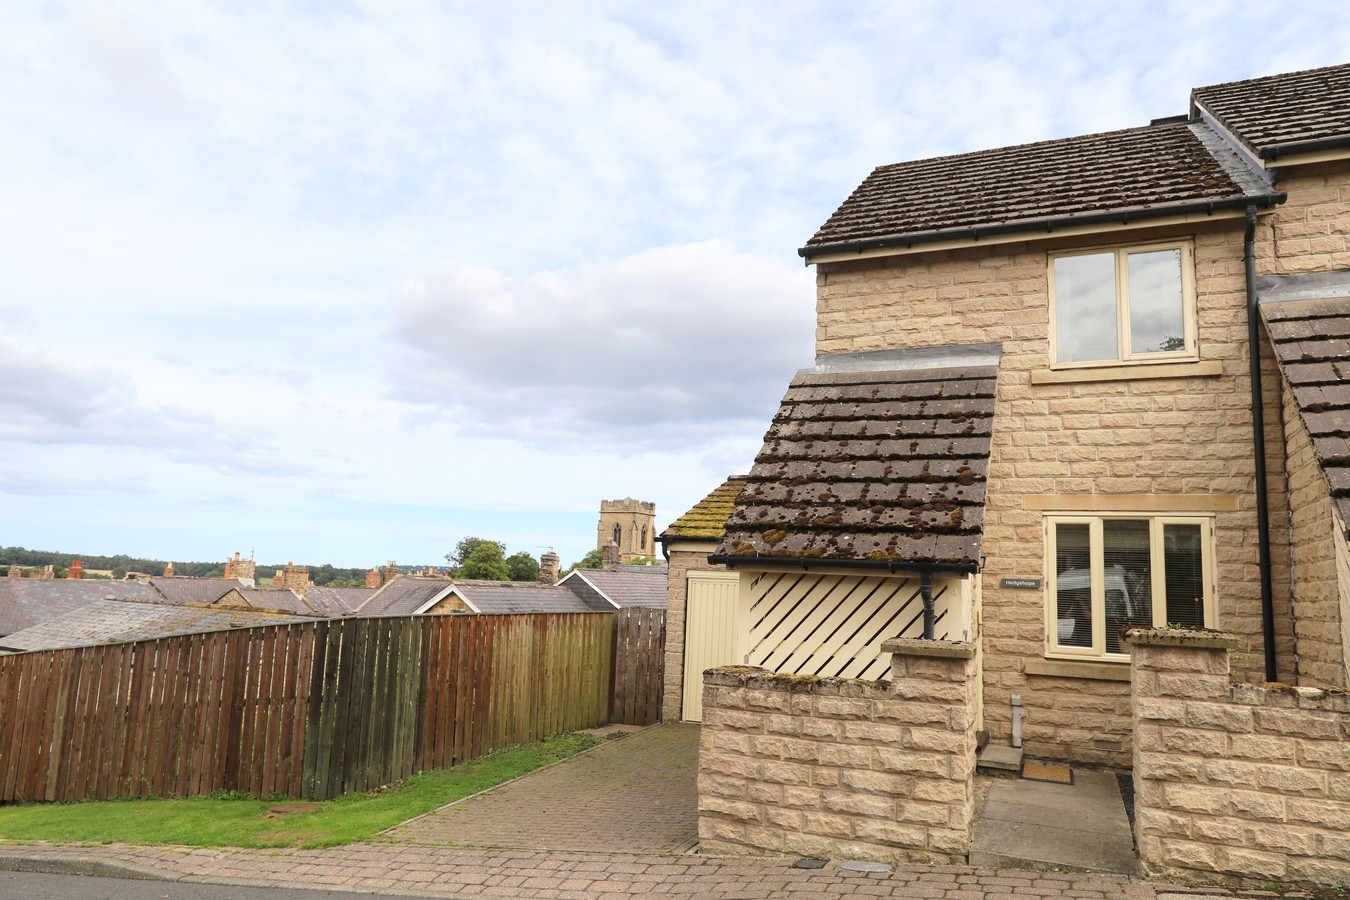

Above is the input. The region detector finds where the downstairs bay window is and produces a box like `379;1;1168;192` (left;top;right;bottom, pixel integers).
1045;515;1215;660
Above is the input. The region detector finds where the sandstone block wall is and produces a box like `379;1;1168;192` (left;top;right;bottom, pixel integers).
698;641;977;864
1257;163;1350;276
659;542;715;722
1130;628;1350;887
1281;380;1346;689
816;219;1293;766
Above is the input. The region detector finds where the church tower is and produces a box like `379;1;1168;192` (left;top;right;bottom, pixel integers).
597;498;656;563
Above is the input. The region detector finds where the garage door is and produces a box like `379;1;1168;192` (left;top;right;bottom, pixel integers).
681;570;740;722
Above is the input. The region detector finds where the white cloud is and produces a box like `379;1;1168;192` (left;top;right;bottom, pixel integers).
1;1;1349;566
388;241;814;449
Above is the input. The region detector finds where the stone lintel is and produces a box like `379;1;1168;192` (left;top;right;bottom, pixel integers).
881;638;976;659
1123;627;1239;650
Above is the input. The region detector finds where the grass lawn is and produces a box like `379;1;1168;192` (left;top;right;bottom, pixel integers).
0;732;599;849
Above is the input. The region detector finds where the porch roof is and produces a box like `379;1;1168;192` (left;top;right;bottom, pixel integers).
712;344;999;571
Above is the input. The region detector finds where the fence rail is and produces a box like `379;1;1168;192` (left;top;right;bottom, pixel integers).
0;608;663;803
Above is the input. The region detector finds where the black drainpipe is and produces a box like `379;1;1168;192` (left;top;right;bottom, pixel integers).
920;571;935;639
1245;205;1278;682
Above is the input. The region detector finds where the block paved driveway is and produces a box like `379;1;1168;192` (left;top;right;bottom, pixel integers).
387;723;701;853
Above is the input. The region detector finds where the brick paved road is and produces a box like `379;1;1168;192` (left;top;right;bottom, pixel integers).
0;843;1221;899
388;723;701;853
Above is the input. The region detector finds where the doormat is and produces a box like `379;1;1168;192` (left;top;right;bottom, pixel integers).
1021;761;1073;784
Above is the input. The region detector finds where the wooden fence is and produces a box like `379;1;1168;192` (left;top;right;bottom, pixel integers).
0;610;662;803
611;607;664;726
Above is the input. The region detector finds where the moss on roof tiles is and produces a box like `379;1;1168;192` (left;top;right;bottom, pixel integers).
662;476;749;540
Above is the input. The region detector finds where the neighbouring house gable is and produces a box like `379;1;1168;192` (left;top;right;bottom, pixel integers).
713;344;999;570
1192;62;1350;162
800;121;1280;261
1259;276;1350;529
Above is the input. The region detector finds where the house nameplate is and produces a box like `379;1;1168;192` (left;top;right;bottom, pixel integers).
1000;578;1042;589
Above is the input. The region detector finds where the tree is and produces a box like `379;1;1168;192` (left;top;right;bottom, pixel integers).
506;551;539;582
459;542;509;580
446;537;506;573
568;549;605;572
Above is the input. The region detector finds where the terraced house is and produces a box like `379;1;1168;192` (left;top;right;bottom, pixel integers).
708;63;1350;769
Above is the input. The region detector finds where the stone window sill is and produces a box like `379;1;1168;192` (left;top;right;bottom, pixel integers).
1025;658;1131;682
1030;359;1223;385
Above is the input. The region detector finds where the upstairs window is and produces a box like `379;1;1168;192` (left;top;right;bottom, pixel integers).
1050;243;1196;367
1045;515;1214;660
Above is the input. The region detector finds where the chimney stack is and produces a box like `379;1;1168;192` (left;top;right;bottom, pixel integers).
365;567;383;589
7;566;19;579
602;541;619;569
539;551;560;584
384;560;399;584
163;561;175;578
69;560;84;580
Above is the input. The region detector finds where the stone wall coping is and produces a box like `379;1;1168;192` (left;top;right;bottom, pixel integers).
880;637;976;659
1123;627;1239;650
702;665;887;693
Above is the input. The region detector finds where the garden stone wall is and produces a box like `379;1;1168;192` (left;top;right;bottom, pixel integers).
1129;628;1350;887
697;639;978;864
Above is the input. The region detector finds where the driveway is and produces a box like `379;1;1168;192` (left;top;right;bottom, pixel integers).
386;723;700;853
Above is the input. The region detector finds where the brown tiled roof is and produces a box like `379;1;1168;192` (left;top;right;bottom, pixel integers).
662;476;748;541
1258;277;1350;526
1193;63;1350;159
714;345;999;570
801;122;1276;258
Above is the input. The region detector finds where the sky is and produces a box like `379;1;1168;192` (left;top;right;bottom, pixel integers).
2;2;1349;571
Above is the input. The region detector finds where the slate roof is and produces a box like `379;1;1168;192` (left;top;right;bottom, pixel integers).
356;576;454;617
555;574;617;611
1194;63;1350;159
452;583;595;615
306;586;372;617
800;121;1280;259
0;579;162;637
564;568;668;609
1258;274;1350;527
0;599;307;653
148;578;247;606
232;588;315;616
662;476;748;541
713;345;1000;571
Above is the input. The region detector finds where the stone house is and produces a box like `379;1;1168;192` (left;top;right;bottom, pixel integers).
708;62;1350;770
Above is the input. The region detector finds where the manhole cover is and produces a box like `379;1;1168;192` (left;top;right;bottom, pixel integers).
1022;761;1073;784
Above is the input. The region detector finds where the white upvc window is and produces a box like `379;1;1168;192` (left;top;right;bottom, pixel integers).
1049;242;1197;367
1045;515;1216;660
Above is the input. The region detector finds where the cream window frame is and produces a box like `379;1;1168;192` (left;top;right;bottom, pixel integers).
1047;241;1198;369
1043;514;1216;662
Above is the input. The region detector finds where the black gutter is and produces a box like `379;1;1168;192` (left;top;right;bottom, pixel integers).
1244;205;1279;683
706;554;979;575
1260;134;1350;161
799;193;1285;262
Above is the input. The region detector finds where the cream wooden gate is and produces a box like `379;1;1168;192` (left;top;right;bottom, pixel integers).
681;570;740;722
